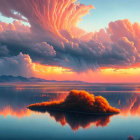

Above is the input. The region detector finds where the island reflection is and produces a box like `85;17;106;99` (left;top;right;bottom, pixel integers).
28;90;120;131
28;94;140;131
46;110;112;131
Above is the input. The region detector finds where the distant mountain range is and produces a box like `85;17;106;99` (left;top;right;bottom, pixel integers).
0;75;86;83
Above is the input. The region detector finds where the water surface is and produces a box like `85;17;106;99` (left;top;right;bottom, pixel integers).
0;83;140;140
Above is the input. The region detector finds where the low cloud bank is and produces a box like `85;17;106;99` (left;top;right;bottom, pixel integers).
0;53;35;77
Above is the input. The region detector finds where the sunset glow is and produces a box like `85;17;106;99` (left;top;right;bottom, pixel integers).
0;0;140;83
1;1;140;139
31;62;140;83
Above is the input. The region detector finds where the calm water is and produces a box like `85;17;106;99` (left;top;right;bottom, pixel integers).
0;83;140;140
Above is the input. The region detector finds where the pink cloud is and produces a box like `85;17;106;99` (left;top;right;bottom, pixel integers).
0;0;94;40
0;0;140;75
0;20;30;32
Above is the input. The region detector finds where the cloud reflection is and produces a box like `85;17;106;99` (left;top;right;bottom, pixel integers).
47;110;113;131
28;90;119;131
120;96;140;117
0;106;31;118
0;84;140;132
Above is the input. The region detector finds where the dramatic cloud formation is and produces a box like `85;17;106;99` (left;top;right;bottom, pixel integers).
0;0;94;38
0;0;140;77
28;90;120;114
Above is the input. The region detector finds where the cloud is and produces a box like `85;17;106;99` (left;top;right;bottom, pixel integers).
0;0;94;38
0;20;30;32
28;90;120;114
0;53;35;77
0;44;9;56
33;42;56;57
0;21;56;65
0;0;140;75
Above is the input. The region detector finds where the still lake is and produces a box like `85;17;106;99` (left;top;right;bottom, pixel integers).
0;82;140;140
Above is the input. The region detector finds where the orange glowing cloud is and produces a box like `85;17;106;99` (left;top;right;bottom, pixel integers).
28;90;120;114
33;63;73;77
28;90;119;131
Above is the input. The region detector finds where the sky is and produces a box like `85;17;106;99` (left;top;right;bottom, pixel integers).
1;0;140;32
0;0;140;83
78;0;140;31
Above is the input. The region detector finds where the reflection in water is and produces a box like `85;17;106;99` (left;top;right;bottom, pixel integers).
95;92;140;117
0;83;140;132
0;105;113;131
1;94;140;118
120;96;140;117
28;90;120;131
47;111;112;131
